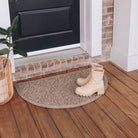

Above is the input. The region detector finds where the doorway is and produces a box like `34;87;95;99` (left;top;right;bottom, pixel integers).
9;0;80;53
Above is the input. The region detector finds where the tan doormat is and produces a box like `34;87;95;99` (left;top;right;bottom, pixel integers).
15;68;108;109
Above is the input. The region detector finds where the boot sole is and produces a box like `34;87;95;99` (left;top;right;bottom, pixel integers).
75;88;105;97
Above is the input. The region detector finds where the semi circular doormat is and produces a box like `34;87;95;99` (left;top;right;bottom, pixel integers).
15;68;108;109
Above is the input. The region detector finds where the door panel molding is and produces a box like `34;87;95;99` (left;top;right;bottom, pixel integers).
19;7;71;37
9;0;80;53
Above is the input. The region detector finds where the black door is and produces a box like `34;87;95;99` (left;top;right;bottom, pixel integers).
9;0;80;53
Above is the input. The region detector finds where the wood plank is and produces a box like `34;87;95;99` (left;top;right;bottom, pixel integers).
0;103;20;138
101;62;138;92
106;86;138;125
48;109;84;138
110;62;138;82
28;103;62;138
83;102;127;138
104;70;138;107
136;70;138;73
10;91;41;138
127;71;138;82
96;96;138;138
67;107;105;138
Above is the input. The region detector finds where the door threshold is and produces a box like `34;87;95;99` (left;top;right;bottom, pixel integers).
14;43;81;59
14;47;86;67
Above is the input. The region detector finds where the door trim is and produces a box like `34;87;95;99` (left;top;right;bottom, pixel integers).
80;0;103;57
0;0;103;73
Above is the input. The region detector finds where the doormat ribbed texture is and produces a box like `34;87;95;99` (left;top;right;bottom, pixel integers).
15;68;108;109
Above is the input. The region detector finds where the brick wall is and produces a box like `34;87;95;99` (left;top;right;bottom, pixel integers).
101;0;114;60
13;0;114;81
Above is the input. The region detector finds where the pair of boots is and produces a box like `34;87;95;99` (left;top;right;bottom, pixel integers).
75;63;105;97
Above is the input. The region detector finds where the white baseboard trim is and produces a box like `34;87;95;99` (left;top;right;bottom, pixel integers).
128;54;138;72
111;47;138;72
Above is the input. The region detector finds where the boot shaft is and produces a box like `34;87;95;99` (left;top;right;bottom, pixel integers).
91;63;103;69
91;68;104;82
91;63;103;73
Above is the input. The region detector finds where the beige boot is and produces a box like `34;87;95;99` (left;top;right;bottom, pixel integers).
76;63;103;86
75;68;104;96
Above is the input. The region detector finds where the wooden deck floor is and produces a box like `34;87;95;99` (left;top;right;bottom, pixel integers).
0;62;138;138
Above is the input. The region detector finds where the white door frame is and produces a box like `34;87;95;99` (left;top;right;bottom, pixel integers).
80;0;102;57
0;0;103;73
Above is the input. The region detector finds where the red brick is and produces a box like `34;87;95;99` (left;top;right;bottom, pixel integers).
61;59;66;64
13;74;27;81
102;33;106;39
84;54;90;60
102;38;113;45
73;56;78;61
28;72;42;78
48;62;54;67
78;55;84;62
41;62;47;69
28;64;34;72
103;0;114;7
102;8;107;14
21;66;27;73
103;26;113;32
107;32;113;38
54;59;60;65
34;63;41;72
67;58;72;64
103;19;113;27
102;14;113;20
107;7;114;13
15;67;21;73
